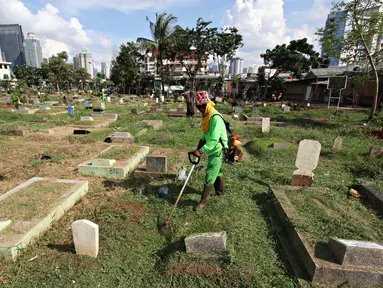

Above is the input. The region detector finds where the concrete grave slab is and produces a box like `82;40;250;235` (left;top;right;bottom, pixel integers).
78;145;150;179
139;120;163;130
39;106;51;111
110;132;134;143
91;112;118;121
146;156;167;173
328;238;383;268
72;220;99;258
80;116;94;121
270;186;383;287
4;125;29;137
352;185;383;214
0;177;88;261
91;159;116;167
185;231;227;254
0;220;11;232
39;129;54;135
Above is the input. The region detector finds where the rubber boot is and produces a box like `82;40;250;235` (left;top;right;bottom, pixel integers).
194;184;214;211
214;177;225;196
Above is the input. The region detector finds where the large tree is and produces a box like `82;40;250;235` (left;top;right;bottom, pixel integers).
14;65;42;87
110;41;142;94
74;67;91;90
47;51;70;94
319;0;383;119
137;12;178;94
167;18;243;91
260;38;328;98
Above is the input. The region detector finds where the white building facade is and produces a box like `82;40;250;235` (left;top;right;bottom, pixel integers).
0;61;11;80
229;57;243;76
73;48;93;78
24;33;43;68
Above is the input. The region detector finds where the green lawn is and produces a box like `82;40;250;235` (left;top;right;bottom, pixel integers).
0;101;382;288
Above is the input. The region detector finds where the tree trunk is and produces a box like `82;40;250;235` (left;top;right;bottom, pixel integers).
56;82;60;94
361;35;379;120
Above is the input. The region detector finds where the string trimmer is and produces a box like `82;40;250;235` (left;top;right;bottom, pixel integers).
158;152;200;235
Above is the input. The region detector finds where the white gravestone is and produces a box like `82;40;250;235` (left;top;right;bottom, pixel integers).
332;136;343;151
72;219;99;258
262;118;271;133
80;116;94;121
283;106;291;113
292;140;321;187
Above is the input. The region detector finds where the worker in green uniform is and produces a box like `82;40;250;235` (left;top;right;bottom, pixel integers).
192;91;228;211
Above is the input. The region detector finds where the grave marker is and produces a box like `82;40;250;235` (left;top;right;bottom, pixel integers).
332;136;343;151
80;116;94;121
283;106;291;113
72;219;99;258
292;140;321;187
110;132;134;143
146;156;167;173
39;129;53;135
262;118;271;133
328;238;383;268
185;231;227;253
39;107;51;111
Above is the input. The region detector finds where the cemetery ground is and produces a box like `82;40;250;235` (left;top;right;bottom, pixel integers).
0;100;382;287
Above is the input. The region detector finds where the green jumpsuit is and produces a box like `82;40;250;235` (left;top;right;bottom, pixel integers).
200;111;228;184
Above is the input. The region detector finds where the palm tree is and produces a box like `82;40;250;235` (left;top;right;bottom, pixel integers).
137;12;178;94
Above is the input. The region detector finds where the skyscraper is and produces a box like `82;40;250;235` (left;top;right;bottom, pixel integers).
24;32;43;68
0;24;26;67
73;48;93;78
93;67;98;78
229;57;243;76
321;11;348;66
101;62;106;75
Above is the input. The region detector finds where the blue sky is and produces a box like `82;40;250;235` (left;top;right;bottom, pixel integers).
0;0;333;68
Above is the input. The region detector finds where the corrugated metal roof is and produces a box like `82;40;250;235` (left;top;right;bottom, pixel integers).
306;66;356;78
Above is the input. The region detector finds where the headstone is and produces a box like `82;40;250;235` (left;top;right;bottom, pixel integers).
153;134;172;142
233;106;243;114
328;238;383;268
185;231;227;253
139;120;163;130
156;98;159;104
268;143;290;149
146;156;167;173
161;96;165;102
72;219;99;258
81;116;94;121
5;125;29;137
262;117;270;133
39;129;54;135
110;132;134;143
39;106;51;111
283;106;291;113
119;98;124;104
368;147;383;158
332;136;343;151
92;159;116;167
292;140;321;187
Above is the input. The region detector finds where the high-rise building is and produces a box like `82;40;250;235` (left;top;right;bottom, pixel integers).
0;24;26;67
93;67;98;78
101;62;107;75
321;11;348;66
73;48;93;78
43;58;48;63
243;68;248;74
229;57;243;76
24;32;43;68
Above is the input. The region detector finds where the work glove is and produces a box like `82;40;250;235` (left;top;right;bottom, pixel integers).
192;149;202;158
196;139;206;150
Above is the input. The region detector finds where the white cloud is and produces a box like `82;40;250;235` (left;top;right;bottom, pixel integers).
99;36;112;49
223;0;292;66
223;0;332;66
42;39;70;58
0;0;92;59
59;0;200;14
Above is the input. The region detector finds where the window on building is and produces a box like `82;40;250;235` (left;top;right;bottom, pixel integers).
0;65;3;69
3;65;7;69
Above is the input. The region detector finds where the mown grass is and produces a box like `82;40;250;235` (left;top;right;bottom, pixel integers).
100;146;140;160
0;101;382;288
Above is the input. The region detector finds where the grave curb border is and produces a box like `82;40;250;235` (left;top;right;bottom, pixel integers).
270;186;383;287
